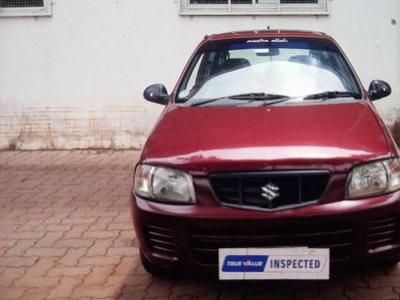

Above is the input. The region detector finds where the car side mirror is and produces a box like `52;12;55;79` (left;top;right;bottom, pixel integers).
368;80;392;101
143;84;169;105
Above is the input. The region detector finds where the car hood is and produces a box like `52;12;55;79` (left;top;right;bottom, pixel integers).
141;101;390;174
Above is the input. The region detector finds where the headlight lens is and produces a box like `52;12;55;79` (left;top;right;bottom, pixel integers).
133;164;196;204
346;158;400;199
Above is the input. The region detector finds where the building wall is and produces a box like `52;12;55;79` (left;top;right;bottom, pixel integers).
0;0;399;149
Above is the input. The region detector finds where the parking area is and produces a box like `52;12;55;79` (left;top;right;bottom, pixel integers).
0;150;400;300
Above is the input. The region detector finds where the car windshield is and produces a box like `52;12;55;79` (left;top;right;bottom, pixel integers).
176;37;361;106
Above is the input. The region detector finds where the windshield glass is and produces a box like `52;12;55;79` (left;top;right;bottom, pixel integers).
176;37;361;105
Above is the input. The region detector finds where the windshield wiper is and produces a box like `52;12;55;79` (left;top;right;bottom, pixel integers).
229;93;290;101
303;91;362;100
190;93;290;107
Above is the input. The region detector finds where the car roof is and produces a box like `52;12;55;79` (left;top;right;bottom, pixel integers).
204;30;331;41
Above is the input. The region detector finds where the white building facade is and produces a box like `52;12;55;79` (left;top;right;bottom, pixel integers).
0;0;399;149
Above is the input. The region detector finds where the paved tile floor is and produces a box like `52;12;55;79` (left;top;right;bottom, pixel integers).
0;150;399;300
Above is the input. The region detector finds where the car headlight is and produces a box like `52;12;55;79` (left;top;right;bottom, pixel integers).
133;164;196;204
346;158;400;199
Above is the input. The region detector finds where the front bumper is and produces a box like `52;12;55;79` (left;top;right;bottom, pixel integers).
130;190;400;272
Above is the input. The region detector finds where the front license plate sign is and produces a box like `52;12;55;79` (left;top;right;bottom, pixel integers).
219;247;329;280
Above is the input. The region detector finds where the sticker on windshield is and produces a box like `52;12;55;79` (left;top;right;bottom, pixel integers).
246;38;288;43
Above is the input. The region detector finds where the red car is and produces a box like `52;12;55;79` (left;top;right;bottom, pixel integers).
131;30;400;279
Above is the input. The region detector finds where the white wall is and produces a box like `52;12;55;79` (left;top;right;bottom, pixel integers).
0;0;399;149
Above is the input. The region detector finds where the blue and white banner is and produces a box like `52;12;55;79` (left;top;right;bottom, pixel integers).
219;247;329;280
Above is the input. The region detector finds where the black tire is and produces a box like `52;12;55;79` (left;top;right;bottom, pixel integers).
140;252;176;276
383;256;400;267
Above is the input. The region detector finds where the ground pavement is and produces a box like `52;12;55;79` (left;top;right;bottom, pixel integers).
0;150;400;300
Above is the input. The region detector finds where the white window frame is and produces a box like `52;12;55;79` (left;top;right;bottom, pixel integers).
0;0;51;17
180;0;329;16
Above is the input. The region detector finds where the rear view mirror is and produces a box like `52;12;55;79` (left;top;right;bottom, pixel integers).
143;84;169;105
255;48;280;56
368;80;391;101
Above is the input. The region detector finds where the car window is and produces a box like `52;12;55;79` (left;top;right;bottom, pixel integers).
176;38;361;104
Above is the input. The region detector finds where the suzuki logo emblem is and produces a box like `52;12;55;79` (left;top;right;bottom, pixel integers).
261;182;280;203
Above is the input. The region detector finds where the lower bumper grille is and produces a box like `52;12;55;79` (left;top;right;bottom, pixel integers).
368;215;400;251
145;224;178;258
189;222;354;265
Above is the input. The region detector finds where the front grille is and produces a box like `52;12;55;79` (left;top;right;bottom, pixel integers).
368;215;400;251
210;171;330;211
189;222;354;265
145;224;178;258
